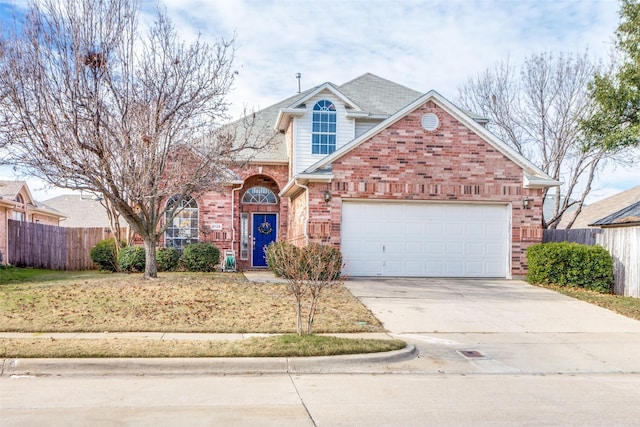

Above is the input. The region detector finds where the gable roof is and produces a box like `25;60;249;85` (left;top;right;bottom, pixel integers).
590;200;640;227
275;74;424;132
0;180;65;220
236;73;423;162
0;180;35;204
302;90;558;188
558;185;640;229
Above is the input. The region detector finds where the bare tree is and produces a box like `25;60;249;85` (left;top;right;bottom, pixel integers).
457;51;621;229
0;0;273;278
266;242;344;335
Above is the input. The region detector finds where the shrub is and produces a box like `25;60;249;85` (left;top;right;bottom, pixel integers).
303;243;343;280
90;238;123;272
117;246;146;273
266;241;299;277
157;247;181;272
266;242;343;280
181;242;220;272
526;242;614;293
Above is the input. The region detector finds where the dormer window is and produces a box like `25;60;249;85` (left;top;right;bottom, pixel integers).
312;100;336;154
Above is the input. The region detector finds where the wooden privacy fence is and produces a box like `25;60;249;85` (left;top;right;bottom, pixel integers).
7;219;117;270
542;228;602;245
543;227;640;298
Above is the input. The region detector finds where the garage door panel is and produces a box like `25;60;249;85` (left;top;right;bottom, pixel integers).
405;241;424;254
341;201;509;277
446;242;464;256
465;261;485;274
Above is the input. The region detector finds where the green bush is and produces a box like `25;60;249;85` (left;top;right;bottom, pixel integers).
526;242;614;293
181;242;220;272
90;238;123;272
265;241;299;277
117;246;146;273
157;247;181;272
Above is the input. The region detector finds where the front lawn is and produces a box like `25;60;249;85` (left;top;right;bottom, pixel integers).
0;269;396;358
0;271;383;334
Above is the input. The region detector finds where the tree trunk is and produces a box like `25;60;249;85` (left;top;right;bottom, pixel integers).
143;237;158;279
296;299;303;336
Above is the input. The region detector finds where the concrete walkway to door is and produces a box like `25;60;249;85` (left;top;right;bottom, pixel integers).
346;278;640;374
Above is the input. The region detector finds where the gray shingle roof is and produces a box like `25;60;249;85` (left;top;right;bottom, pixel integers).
337;73;422;115
590;200;640;227
43;194;111;228
558;186;640;228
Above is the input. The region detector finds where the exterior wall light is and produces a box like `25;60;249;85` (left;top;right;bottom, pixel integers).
324;190;332;203
523;197;532;209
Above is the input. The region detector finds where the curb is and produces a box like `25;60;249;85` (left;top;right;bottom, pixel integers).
1;345;418;376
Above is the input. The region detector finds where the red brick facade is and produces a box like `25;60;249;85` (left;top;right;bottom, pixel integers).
192;163;289;271
173;97;547;276
286;101;544;276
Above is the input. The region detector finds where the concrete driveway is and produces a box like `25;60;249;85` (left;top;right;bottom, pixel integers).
346;278;640;374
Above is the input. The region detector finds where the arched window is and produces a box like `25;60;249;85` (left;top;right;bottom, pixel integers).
242;186;277;204
312;100;337;154
13;194;26;221
165;195;199;249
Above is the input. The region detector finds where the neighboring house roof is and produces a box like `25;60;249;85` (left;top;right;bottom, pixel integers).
296;90;558;188
43;194;111;227
558;185;640;229
0;180;35;202
0;180;65;220
590;200;640;228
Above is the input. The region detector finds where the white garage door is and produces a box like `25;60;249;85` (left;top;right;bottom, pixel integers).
341;201;509;277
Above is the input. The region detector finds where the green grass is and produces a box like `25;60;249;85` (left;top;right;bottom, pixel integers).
0;266;102;284
0;334;407;358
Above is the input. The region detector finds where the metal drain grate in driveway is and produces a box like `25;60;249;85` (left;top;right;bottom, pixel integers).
458;350;488;359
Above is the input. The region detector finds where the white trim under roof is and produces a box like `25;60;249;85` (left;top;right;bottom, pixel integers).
279;173;334;197
524;174;560;189
303;90;560;188
275;108;306;131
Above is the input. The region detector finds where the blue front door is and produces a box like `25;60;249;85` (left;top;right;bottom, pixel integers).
252;213;277;267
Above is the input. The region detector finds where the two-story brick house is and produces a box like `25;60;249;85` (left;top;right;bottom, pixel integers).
179;73;558;277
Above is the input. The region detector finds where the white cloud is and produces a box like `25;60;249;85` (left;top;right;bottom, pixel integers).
152;0;620;118
2;0;634;202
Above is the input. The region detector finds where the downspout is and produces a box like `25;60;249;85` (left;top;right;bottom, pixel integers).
294;179;309;244
230;183;243;253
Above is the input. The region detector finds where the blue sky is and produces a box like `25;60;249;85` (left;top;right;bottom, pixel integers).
1;0;638;201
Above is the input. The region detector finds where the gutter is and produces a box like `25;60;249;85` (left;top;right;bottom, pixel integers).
230;182;244;255
279;173;333;198
294;179;310;244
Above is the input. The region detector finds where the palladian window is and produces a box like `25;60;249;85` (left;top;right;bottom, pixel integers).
164;195;199;249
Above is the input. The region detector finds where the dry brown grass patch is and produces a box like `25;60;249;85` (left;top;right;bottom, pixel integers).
0;272;383;334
